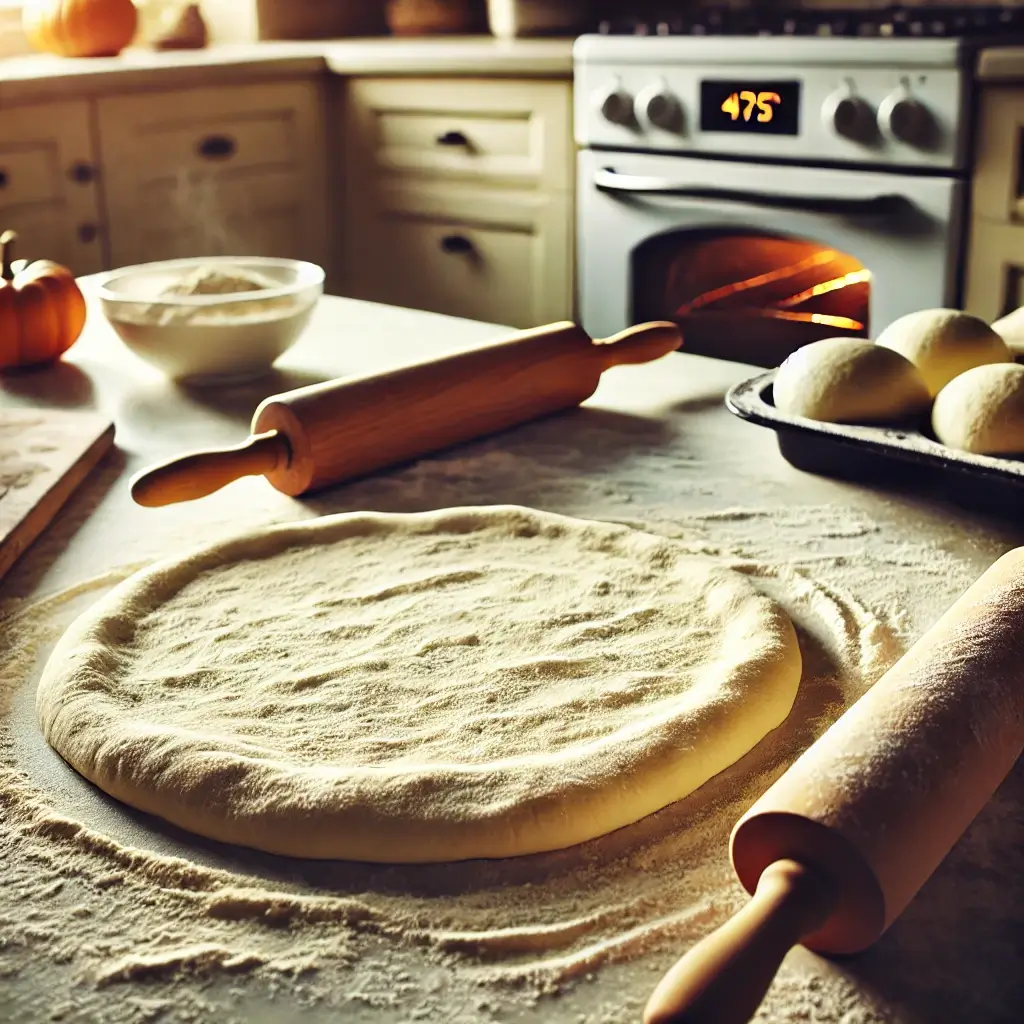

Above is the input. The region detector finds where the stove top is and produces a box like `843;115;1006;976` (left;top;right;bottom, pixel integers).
597;5;1024;40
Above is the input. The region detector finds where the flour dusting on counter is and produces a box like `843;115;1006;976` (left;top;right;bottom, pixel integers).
1;406;1021;1024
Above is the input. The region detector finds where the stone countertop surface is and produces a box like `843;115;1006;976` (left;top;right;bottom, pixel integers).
1;292;1022;1023
0;36;574;104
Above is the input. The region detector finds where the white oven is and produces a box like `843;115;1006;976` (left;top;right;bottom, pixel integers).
574;32;974;367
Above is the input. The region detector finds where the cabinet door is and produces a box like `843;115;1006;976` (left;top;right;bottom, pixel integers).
0;101;104;274
347;181;573;328
964;220;1024;322
970;87;1024;225
964;87;1024;321
96;80;329;274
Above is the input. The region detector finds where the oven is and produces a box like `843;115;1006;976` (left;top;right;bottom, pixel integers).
574;30;974;368
578;150;962;367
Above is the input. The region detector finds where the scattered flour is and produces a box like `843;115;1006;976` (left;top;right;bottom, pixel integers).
1;411;1020;1024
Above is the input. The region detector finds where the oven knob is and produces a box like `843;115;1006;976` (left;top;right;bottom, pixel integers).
635;81;683;132
877;90;935;147
594;83;635;126
821;89;876;143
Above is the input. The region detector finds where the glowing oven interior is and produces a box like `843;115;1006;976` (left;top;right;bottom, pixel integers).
633;232;871;367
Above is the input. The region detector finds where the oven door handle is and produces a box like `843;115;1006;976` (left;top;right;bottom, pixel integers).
594;168;907;216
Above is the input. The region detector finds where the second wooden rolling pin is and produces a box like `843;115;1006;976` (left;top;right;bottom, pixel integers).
645;546;1024;1024
130;319;681;506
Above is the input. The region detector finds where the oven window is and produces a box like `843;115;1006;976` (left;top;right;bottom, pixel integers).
632;229;870;367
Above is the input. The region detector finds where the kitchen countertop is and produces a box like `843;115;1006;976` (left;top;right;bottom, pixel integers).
1;293;1022;1024
0;36;574;105
977;46;1024;81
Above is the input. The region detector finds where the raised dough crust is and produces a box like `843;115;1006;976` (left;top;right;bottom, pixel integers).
37;506;802;863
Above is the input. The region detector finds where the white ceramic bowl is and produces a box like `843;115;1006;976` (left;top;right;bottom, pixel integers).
95;256;324;384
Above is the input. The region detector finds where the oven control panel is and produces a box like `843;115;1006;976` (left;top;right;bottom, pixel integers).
574;35;968;170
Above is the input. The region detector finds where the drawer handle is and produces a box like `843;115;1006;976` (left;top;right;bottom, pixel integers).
196;134;237;160
440;234;474;255
68;162;96;185
77;223;100;244
0;168;7;189
436;130;469;147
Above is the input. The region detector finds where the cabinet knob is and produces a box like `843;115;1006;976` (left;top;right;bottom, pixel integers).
440;234;474;255
77;223;99;244
68;161;96;185
0;168;7;189
436;130;469;147
196;134;237;160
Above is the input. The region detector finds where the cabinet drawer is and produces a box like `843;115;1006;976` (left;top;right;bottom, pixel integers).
0;100;102;275
0;203;104;275
0;144;63;207
348;183;572;328
0;100;95;209
127;113;296;183
97;84;311;182
347;78;573;190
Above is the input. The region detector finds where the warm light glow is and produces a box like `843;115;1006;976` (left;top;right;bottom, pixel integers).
776;269;873;309
673;252;869;331
640;231;872;365
674;250;841;315
752;310;866;330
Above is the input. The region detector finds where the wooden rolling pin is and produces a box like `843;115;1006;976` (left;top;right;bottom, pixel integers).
130;319;681;506
646;547;1024;1024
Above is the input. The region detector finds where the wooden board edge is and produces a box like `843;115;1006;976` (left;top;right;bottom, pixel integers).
0;423;116;584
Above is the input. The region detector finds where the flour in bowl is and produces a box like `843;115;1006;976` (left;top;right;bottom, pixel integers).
120;265;298;327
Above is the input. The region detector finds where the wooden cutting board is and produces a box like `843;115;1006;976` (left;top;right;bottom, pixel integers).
0;408;115;585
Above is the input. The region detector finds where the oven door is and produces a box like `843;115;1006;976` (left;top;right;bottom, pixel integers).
577;148;964;367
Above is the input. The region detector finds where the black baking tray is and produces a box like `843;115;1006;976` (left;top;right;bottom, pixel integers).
726;369;1024;516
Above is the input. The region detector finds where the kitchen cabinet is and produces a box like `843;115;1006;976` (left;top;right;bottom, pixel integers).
96;80;331;275
341;76;575;328
0;100;105;274
964;86;1024;320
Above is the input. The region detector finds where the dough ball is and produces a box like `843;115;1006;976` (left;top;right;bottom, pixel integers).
773;337;930;425
876;308;1012;396
992;306;1024;360
932;362;1024;455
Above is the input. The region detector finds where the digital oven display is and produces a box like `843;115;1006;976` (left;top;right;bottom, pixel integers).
699;80;801;136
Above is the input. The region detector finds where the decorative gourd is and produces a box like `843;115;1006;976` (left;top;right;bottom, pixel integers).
0;231;87;370
23;0;138;59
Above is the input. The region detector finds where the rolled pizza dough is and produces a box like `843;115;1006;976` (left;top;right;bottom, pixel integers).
37;506;802;863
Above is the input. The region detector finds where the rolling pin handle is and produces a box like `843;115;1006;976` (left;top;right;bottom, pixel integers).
644;859;837;1024
593;321;682;370
129;430;290;508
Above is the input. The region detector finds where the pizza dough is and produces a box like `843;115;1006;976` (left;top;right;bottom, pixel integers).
37;506;801;863
773;337;930;425
876;308;1012;397
932;363;1024;455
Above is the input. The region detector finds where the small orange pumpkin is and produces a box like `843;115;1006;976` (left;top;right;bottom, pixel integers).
0;231;87;371
23;0;138;59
